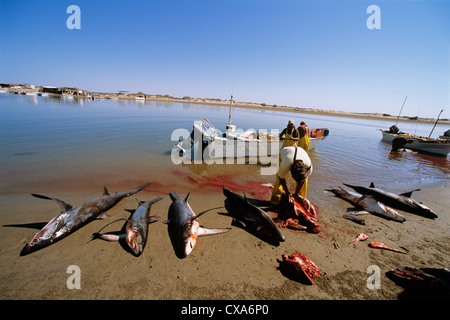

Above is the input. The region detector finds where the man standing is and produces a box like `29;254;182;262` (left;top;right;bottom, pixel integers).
279;120;299;148
297;121;311;152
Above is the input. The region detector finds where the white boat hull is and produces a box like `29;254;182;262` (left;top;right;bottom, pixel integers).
379;130;450;156
174;119;329;160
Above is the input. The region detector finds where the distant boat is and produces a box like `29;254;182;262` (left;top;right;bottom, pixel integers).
0;88;9;93
174;118;329;159
439;129;450;140
25;92;38;96
379;129;450;157
135;96;145;100
62;94;74;100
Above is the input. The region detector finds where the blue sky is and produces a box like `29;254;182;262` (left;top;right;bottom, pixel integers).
1;0;449;118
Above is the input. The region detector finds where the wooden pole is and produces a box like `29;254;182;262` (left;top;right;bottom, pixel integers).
227;94;233;126
395;96;408;125
428;109;443;138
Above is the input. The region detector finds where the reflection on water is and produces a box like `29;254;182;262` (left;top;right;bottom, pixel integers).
0;94;448;197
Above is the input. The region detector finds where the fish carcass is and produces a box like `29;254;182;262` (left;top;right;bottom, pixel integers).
278;193;320;233
223;187;285;244
328;187;406;222
21;184;151;256
166;192;230;258
93;196;163;256
344;183;437;219
279;252;321;285
349;233;369;243
369;241;407;254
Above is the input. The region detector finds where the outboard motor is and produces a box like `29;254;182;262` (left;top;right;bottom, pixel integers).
389;125;399;134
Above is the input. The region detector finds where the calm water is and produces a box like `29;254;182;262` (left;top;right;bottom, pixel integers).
0;94;449;198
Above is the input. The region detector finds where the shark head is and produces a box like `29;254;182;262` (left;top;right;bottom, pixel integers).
181;220;199;257
20;237;53;256
126;227;145;256
409;199;438;219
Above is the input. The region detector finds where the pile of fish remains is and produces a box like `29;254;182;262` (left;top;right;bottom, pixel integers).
328;182;437;225
329;182;444;292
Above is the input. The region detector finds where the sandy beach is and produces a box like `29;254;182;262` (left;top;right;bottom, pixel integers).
0;175;448;301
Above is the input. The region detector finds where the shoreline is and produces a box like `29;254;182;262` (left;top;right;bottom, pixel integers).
3;88;448;125
109;95;450;125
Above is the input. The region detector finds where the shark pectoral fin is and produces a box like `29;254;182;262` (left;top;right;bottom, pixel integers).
355;194;369;204
31;194;72;213
92;233;124;242
352;211;370;215
148;215;161;223
400;189;421;198
197;227;231;237
97;212;110;220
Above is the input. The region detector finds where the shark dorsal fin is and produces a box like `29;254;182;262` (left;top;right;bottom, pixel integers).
400;189;421;198
369;182;375;188
184;192;190;202
103;187;110;196
31;194;72;213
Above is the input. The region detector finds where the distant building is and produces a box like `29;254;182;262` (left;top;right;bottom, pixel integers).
0;83;21;88
41;86;60;94
24;84;36;89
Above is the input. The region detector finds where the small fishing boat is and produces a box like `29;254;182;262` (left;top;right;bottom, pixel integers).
439;129;450;140
174;118;329;159
379;129;450;156
61;93;74;100
379;109;449;156
174;94;329;159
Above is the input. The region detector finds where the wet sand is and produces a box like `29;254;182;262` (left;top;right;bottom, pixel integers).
0;176;448;300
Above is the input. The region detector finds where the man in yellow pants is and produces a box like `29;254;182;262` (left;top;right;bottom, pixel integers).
297;121;311;152
270;146;313;205
279;120;299;148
